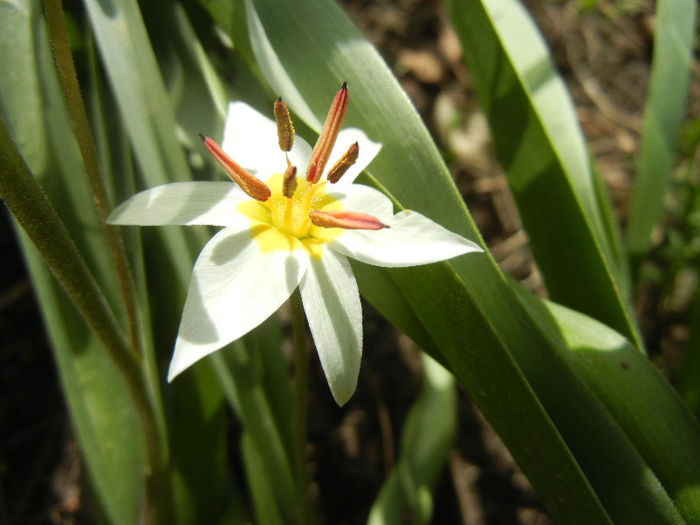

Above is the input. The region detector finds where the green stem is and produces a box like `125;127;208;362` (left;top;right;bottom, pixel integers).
43;0;142;358
289;289;312;525
0;116;128;371
0;115;167;524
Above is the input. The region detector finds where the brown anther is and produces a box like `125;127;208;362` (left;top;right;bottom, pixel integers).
201;135;271;202
274;97;295;152
309;210;388;230
282;165;297;198
326;142;359;183
306;83;348;184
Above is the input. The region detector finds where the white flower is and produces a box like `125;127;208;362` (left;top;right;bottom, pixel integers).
108;85;483;405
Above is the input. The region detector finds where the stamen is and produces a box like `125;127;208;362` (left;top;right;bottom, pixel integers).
306;83;348;184
282;165;297;198
200;135;271;202
274;98;295;152
327;142;359;183
283;166;297;229
309;210;388;230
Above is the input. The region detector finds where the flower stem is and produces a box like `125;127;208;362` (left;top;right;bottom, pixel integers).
289;289;313;524
44;0;142;360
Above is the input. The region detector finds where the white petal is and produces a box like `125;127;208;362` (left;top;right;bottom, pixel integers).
328;210;484;268
299;250;362;406
167;227;308;381
107;182;251;228
327;183;395;219
222;102;312;177
327;128;382;186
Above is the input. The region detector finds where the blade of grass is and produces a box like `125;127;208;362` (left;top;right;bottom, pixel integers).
625;0;697;275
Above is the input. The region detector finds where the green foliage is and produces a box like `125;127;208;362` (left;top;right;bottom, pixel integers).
625;0;697;277
0;0;698;523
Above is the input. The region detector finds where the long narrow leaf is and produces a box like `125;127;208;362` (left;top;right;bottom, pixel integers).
625;0;697;274
0;3;147;520
82;0;196;287
445;0;642;347
513;285;700;522
368;355;456;525
14;245;147;525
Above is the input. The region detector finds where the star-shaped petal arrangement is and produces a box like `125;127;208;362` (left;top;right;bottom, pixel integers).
109;85;483;405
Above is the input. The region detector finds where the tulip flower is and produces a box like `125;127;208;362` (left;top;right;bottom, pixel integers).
109;85;482;405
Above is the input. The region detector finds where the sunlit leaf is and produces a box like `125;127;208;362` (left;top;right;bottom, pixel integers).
445;0;641;348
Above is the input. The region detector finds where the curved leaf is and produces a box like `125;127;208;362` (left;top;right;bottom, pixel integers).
445;0;642;347
514;285;700;523
625;0;697;272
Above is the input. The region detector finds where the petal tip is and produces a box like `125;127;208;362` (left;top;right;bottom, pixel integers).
330;385;355;407
166;365;179;384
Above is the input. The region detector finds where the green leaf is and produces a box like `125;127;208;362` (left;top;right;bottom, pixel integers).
211;317;297;523
368;355;456;525
168;365;231;524
625;0;697;273
0;2;146;520
82;0;197;288
171;3;230;122
240;432;286;525
361;263;680;524
0;0;48;174
211;335;298;522
445;0;642;348
17;245;146;525
513;284;700;523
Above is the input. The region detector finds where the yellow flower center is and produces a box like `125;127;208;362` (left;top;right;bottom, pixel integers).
238;173;343;258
